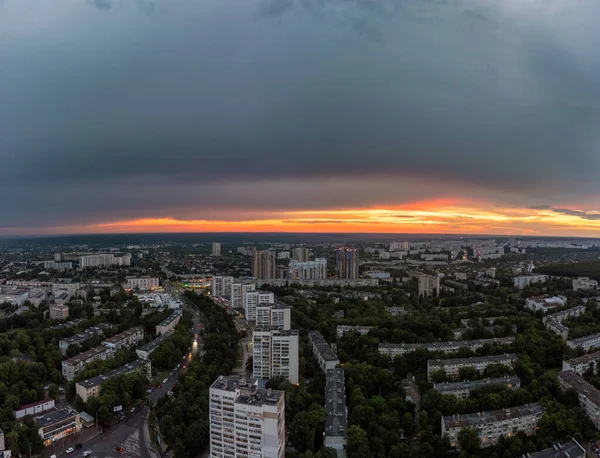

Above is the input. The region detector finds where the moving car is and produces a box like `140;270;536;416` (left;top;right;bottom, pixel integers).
66;448;74;453
83;452;92;457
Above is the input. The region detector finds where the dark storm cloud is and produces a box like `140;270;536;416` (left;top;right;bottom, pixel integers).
0;0;600;228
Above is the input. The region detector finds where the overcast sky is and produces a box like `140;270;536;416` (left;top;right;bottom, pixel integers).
1;0;599;234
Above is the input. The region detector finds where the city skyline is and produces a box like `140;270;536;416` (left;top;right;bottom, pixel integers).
1;0;599;236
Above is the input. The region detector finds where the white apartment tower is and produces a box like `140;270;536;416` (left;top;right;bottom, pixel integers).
256;304;291;330
244;291;275;321
253;329;299;384
209;376;285;458
230;282;256;309
212;276;234;298
212;242;221;257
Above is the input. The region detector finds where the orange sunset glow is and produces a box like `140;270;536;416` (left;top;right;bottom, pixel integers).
6;201;600;236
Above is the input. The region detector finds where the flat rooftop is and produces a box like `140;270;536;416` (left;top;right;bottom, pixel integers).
210;375;283;406
60;323;114;345
35;407;79;427
558;370;600;406
381;337;515;351
157;309;182;327
64;345;109;366
49;319;84;331
102;326;143;344
78;359;149;389
564;349;600;366
308;331;339;362
525;439;586;457
567;332;600;346
443;403;544;429
325;368;347;438
434;376;520;394
137;333;171;353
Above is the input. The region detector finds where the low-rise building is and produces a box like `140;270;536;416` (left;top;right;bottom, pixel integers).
101;326;144;351
0;427;11;457
136;332;172;360
525;295;567;313
379;337;515;358
562;350;600;376
433;376;521;399
59;323;114;356
558;370;600;429
336;325;375;338
573;277;598;292
156;309;182;336
324;369;347;458
125;277;159;291
49;304;69;321
442;403;544;449
14;399;55;420
62;345;113;381
523;439;586;458
308;331;340;372
386;306;406;316
0;287;29;306
35;406;82;447
427;354;518;380
567;332;600;351
76;359;151;403
514;275;548;290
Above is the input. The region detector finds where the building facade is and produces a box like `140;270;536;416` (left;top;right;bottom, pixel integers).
379;337;515;358
49;304;69;320
335;248;359;280
308;331;340;372
125;277;159;291
253;251;277;280
291;247;309;262
101;326;144;351
244;291;275;322
563;350;600;376
427;354;518;381
573;277;598;291
209;376;285;458
212;242;221;257
418;274;441;298
253;329;299;384
62;345;114;381
558;371;600;429
288;258;327;281
433;376;521;399
212;276;234;298
336;325;375;338
256;303;291;330
156;310;182;336
567;332;600;351
442;403;544;449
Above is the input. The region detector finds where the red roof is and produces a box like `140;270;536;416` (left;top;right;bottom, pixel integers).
17;399;52;411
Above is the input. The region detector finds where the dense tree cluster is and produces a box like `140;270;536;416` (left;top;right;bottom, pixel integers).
152;291;240;458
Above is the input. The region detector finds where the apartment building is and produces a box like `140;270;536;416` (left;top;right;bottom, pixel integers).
79;253;130;268
567;332;600;351
125;277;159;291
308;331;340;372
230;282;255;309
59;323;114;356
573;277;598;292
101;326;144;351
336;325;375;338
49;304;69;320
336;248;359;280
442;403;544;449
76;359;151;403
543;305;585;325
253;328;299;384
244;291;275;322
256;302;291;331
51;282;80;299
525;439;586;458
212;276;234;298
562;350;600;376
253;251;277;280
525;295;567;313
288;258;327;281
291;247;309;262
136;332;172;360
212;242;221;257
156;309;183;336
324;369;347;458
418;274;441;298
513;275;548;290
427;354;518;380
433;376;521;399
558;370;600;429
379;337;515;358
209;375;285;458
62;345;114;381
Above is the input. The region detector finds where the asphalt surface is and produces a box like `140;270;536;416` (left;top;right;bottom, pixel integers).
55;406;157;458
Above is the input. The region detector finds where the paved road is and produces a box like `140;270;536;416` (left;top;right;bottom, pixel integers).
50;406;157;458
